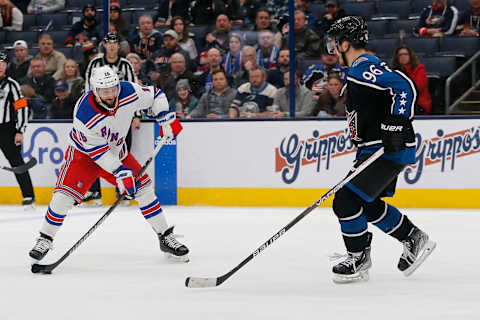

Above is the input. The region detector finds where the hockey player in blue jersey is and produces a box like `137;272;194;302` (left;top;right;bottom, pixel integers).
326;16;436;283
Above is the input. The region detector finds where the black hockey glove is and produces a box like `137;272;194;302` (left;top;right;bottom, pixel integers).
380;115;415;154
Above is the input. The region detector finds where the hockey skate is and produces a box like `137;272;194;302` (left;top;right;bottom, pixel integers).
29;233;53;261
22;197;35;211
158;226;189;263
82;191;102;206
332;232;372;284
398;227;436;277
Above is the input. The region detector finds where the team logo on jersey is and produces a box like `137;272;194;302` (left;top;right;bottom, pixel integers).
346;110;361;142
405;126;480;184
275;129;356;184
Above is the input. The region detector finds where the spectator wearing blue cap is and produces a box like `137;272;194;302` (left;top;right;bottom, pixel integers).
49;79;74;119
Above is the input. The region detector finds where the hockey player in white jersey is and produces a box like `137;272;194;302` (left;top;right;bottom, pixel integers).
29;66;189;263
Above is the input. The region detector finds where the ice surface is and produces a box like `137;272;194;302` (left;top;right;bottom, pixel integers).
1;205;478;320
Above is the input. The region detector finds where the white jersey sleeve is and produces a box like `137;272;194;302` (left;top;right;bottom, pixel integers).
129;82;170;118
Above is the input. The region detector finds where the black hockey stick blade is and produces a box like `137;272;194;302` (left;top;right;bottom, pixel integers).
2;157;37;174
31;139;166;274
185;148;385;288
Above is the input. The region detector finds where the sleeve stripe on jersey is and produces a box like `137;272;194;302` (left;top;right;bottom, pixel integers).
347;76;390;92
85;113;107;129
119;93;139;108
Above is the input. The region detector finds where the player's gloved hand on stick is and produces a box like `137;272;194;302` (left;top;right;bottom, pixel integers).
380;115;415;154
113;165;136;199
157;112;183;142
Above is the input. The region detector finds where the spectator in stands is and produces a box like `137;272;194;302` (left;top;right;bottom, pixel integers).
98;23;130;58
0;0;23;31
27;0;64;14
302;49;347;98
229;66;277;118
49;79;75;119
189;70;235;118
458;0;480;37
79;42;98;78
65;4;101;47
265;0;288;21
415;0;459;37
155;0;189;27
60;59;84;101
223;33;243;77
130;15;163;60
391;44;432;114
272;70;314;117
257;30;279;70
146;30;190;80
295;0;316;28
198;47;225;93
170;79;199;118
313;0;346;37
109;1;130;40
206;14;232;55
233;45;258;88
20;58;56;118
7;40;32;80
267;48;289;88
156;52;200;100
127;52;153;85
171;16;198;60
190;0;226;25
34;33;67;80
249;8;275;32
312;73;346;117
281;11;321;59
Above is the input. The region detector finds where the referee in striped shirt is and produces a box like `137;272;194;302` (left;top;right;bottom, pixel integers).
83;32;140;204
0;51;35;207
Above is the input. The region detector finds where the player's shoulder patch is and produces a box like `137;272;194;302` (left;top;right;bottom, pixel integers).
75;92;99;125
118;81;136;99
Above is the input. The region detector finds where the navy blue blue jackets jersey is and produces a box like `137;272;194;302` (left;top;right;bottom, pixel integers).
346;54;417;164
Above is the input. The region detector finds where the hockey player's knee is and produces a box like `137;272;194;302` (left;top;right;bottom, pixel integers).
364;199;387;223
135;187;157;206
332;187;363;219
50;192;76;214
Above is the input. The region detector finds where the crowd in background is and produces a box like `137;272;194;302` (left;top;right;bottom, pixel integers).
0;0;479;120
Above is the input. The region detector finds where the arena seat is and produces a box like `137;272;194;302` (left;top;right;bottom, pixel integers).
5;31;38;45
342;2;376;21
309;3;325;20
368;38;401;57
23;15;37;30
389;19;418;37
56;46;74;59
376;1;411;20
49;30;70;46
438;36;480;58
404;37;439;55
37;13;69;30
422;56;458;78
367;20;389;39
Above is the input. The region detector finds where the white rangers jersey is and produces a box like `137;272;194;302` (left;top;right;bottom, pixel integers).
69;81;168;173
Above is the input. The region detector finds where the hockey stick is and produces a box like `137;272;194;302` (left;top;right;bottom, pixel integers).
1;157;37;174
31;138;167;274
185;147;385;288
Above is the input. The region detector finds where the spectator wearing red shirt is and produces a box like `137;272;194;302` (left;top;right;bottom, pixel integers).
391;44;432;115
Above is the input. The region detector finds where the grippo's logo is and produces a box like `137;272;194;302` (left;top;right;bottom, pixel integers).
275;129;356;184
405;127;480;184
22;126;64;176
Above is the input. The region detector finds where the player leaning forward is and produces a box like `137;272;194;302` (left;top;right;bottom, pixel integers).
326;16;435;283
29;66;189;263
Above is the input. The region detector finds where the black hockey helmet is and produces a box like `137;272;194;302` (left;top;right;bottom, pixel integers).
104;32;119;43
0;51;8;63
326;16;368;54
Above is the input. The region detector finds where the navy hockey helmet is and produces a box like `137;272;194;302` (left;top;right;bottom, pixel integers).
0;51;8;63
326;16;368;54
104;32;119;43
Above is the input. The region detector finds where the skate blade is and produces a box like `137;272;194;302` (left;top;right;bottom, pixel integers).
403;240;436;277
333;270;370;284
164;252;190;263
